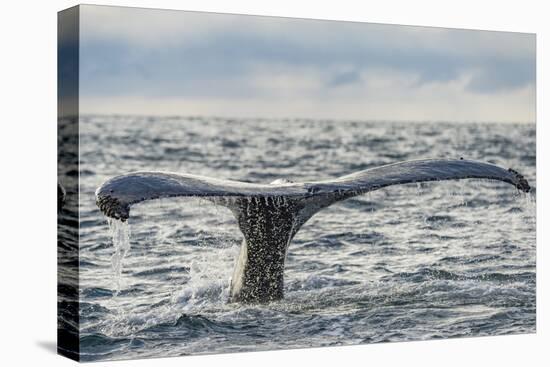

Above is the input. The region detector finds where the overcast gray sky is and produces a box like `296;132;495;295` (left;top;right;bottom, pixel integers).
79;5;535;123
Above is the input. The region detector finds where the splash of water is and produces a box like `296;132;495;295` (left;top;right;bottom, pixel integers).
107;218;131;294
173;239;239;312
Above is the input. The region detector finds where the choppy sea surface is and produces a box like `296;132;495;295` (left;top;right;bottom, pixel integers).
72;116;535;361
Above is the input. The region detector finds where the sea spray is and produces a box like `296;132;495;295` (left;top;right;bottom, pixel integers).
172;238;239;311
168;198;239;309
107;218;131;294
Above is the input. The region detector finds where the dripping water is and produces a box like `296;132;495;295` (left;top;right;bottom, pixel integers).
521;191;536;227
416;182;424;196
107;217;131;294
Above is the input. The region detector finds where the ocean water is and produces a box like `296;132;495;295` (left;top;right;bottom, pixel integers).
71;116;535;361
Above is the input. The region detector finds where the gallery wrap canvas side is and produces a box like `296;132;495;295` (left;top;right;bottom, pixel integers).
58;5;79;362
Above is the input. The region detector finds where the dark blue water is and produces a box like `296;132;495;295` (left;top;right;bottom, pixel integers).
73;116;535;361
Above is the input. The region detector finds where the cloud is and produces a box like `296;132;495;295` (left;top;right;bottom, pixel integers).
78;5;535;122
327;70;363;87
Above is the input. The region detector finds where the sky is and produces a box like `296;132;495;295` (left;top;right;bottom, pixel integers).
79;5;536;123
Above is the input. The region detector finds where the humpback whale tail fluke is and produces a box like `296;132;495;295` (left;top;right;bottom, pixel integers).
96;159;530;304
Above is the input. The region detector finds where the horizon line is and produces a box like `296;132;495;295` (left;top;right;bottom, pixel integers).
78;112;536;125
